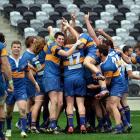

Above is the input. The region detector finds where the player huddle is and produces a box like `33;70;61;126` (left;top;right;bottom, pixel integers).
0;13;140;140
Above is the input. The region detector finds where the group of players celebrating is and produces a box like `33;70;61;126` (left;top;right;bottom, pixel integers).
0;13;140;140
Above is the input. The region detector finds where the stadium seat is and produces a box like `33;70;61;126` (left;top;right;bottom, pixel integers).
132;65;137;71
56;19;62;28
9;0;21;8
24;27;37;39
35;0;48;5
100;12;113;22
43;20;55;28
99;0;110;6
30;19;44;32
109;20;120;31
0;0;9;10
125;36;137;46
55;4;67;14
84;0;98;6
125;12;139;23
76;12;85;23
129;28;140;40
67;4;80;13
21;0;34;7
73;0;85;8
114;12;125;23
36;11;49;22
41;3;54;14
95;19;108;29
129;83;140;97
29;4;41;16
62;12;71;21
105;4;118;15
80;4;92;14
53;27;61;34
89;12;100;22
60;0;73;6
135;0;140;5
130;5;140;15
3;3;14;19
38;28;49;38
10;11;23;27
16;3;28;15
116;28;129;40
118;5;130;15
137;36;140;42
49;11;61;21
134;21;140;31
110;0;122;7
104;28;116;36
112;36;124;47
121;20;134;31
23;11;35;24
92;5;104;15
123;0;134;8
48;0;60;7
17;19;29;35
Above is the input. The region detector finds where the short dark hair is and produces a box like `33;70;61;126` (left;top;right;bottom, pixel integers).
98;44;109;56
74;26;83;34
0;32;5;43
11;40;21;48
25;36;36;48
122;45;132;53
54;32;64;39
134;43;140;51
102;39;114;49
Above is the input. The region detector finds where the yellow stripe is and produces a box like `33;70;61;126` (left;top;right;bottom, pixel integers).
86;41;96;47
45;54;60;64
51;45;59;55
63;57;84;66
131;57;137;64
79;38;87;44
113;69;120;77
1;48;8;56
12;71;25;78
104;69;120;78
43;45;48;52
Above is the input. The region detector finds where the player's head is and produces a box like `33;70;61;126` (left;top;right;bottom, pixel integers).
54;32;65;46
25;36;36;48
96;44;109;58
66;34;77;45
102;39;114;49
11;40;22;56
134;43;140;56
122;45;133;57
32;36;46;55
74;26;83;34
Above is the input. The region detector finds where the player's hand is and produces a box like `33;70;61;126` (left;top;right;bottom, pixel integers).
71;13;76;21
62;18;70;28
7;79;14;93
84;12;89;21
97;29;104;34
35;82;40;93
47;26;53;32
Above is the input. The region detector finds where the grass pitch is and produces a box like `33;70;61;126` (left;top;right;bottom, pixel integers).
9;111;140;140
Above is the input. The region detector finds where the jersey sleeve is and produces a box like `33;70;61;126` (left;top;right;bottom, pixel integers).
51;45;61;55
0;43;8;57
131;56;140;64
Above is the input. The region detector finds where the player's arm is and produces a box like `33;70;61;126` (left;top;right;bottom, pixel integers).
127;70;140;80
57;40;81;57
84;12;100;45
69;13;76;27
62;18;79;40
26;70;40;93
87;84;100;89
115;48;131;64
1;54;14;92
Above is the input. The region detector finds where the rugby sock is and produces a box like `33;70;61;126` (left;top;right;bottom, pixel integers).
80;115;86;126
104;113;112;128
20;118;27;132
67;114;74;127
6;116;12;129
97;117;104;128
27;112;32;127
114;124;123;132
49;119;57;129
0;120;5;138
123;106;131;124
119;108;129;126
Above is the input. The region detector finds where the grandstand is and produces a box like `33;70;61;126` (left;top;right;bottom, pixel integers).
0;0;140;107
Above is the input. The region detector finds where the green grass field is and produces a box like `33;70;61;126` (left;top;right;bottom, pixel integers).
10;111;140;140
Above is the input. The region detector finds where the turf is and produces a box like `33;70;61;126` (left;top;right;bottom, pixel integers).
9;111;140;140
